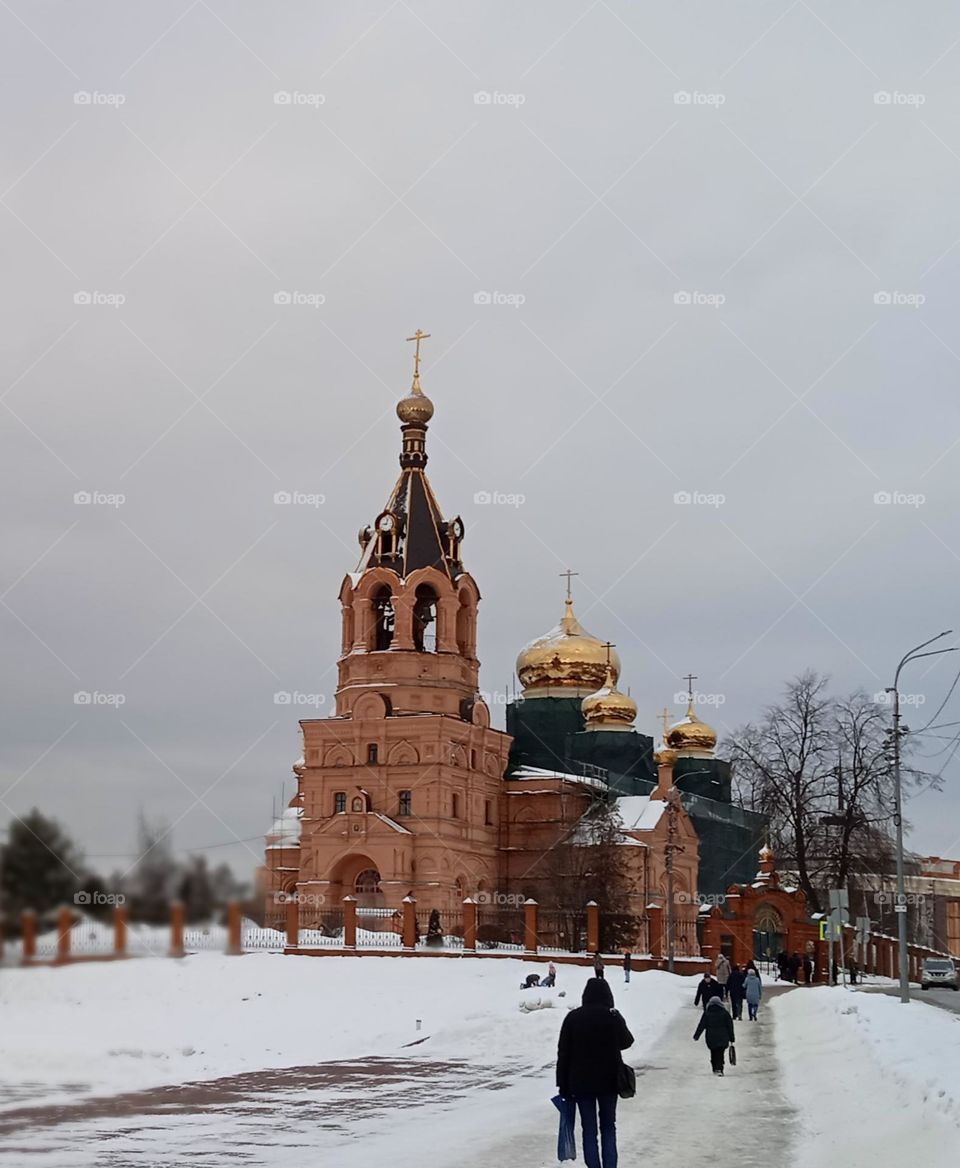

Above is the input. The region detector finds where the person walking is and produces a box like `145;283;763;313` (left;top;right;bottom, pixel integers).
715;952;731;999
803;953;813;985
694;972;723;1009
556;978;634;1168
744;968;762;1020
594;952;605;979
693;998;735;1076
623;951;632;984
726;963;745;1020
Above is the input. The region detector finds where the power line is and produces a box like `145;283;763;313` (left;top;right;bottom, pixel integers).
85;833;265;860
914;663;960;733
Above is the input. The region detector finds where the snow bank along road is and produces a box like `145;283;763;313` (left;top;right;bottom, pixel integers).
2;954;959;1166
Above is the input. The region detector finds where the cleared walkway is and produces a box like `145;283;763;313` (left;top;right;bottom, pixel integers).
466;984;798;1167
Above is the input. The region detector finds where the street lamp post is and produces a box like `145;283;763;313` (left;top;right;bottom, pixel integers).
887;631;958;1005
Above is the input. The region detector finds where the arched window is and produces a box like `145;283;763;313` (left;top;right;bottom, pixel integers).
413;584;438;652
355;868;382;894
372;586;394;651
454;876;464;901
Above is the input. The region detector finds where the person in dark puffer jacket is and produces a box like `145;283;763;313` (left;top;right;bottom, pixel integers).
557;978;634;1168
693;998;736;1075
694;972;723;1009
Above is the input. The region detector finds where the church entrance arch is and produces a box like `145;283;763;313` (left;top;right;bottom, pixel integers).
753;903;784;966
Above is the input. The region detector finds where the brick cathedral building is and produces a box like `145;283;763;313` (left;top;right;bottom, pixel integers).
260;338;764;946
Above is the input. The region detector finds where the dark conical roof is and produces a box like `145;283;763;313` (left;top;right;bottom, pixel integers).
356;364;464;579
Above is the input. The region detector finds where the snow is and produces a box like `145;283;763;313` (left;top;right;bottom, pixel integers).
774;987;960;1167
7;956;958;1166
509;765;608;791
617;794;666;830
0;953;691;1113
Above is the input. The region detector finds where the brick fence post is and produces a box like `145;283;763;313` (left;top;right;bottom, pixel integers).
55;905;73;964
226;901;242;956
343;896;357;949
21;910;36;964
586;901;600;955
463;898;477;952
170;901;185;958
524;898;539;955
647;905;663;962
285;897;299;949
113;903;128;958
402;895;417;950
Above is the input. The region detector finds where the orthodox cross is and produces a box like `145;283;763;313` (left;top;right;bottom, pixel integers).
406;329;431;379
602;641;616;668
659;707;672;739
683;672;698;702
559;568;579;600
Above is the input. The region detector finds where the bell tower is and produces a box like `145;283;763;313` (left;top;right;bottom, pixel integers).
277;333;512;922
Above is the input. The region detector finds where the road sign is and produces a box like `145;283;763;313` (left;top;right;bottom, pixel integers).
829;889;850;923
820;919;843;941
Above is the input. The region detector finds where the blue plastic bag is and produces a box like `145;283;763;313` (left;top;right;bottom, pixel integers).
552;1094;577;1162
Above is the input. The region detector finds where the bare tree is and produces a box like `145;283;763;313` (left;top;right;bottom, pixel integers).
728;673;931;915
729;673;834;912
537;795;641;951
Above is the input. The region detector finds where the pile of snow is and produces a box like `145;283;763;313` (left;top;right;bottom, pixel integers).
0;952;692;1111
774;988;960;1167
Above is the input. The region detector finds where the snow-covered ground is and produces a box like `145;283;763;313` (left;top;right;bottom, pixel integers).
9;956;960;1167
1;953;552;1103
1;953;692;1167
774;986;960;1168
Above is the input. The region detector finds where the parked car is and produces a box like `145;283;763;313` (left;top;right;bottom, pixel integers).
921;957;959;990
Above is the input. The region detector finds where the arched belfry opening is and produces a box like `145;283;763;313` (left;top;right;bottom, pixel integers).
372;585;394;651
413;584;438;652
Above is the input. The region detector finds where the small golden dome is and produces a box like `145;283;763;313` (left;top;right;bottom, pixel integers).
516;598;619;698
759;843;774;862
582;666;637;732
666;700;717;757
396;375;435;426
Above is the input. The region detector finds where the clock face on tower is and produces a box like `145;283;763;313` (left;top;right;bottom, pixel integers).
377;513;395;533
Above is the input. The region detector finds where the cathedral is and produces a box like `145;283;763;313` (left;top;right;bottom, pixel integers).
261;336;766;948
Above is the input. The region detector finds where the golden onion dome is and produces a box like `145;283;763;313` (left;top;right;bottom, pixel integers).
759;842;774;863
581;666;637;732
666;700;717;757
396;374;435;426
516;598;619;698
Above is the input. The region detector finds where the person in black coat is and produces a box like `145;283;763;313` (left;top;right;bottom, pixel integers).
726;964;745;1020
694;973;723;1009
693;998;736;1075
557;978;634;1168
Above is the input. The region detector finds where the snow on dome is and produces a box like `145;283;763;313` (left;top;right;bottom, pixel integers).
266;805;302;849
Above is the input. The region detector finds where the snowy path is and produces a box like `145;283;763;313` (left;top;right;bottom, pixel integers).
465;985;797;1167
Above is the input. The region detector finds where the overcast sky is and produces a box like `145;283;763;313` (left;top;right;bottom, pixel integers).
3;1;960;885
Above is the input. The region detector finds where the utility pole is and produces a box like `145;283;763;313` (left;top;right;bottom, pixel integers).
664;787;684;974
887;631;958;1005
